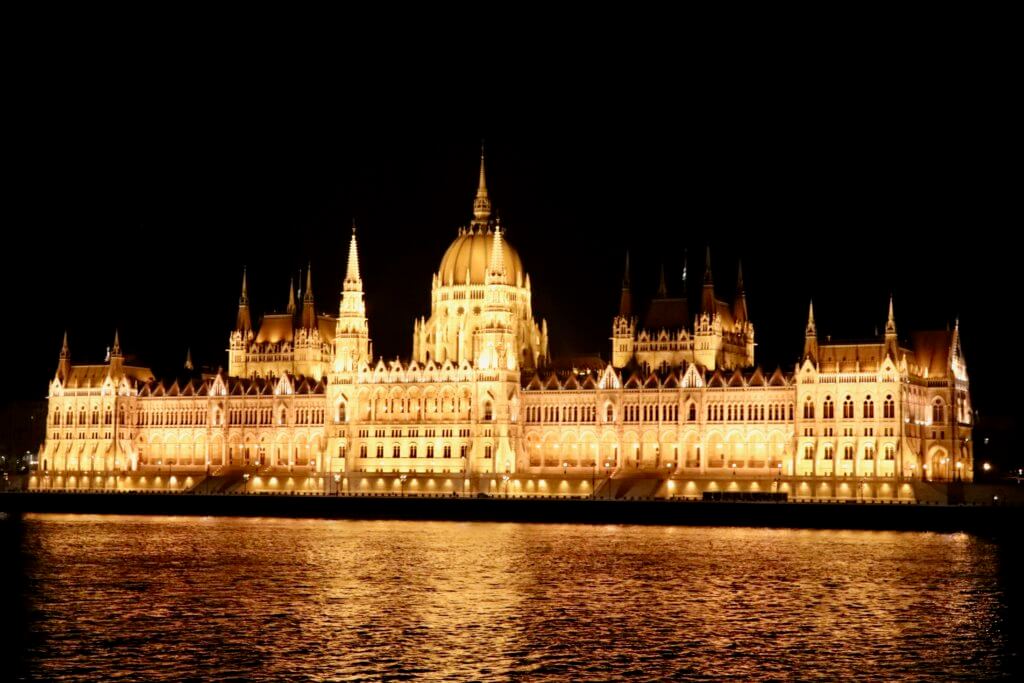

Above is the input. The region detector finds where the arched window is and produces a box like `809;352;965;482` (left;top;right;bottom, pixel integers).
823;397;834;419
53;411;61;426
932;400;944;424
884;395;895;419
688;404;696;422
606;404;615;423
278;407;287;425
863;396;874;419
484;401;493;421
824;445;834;460
804;445;814;460
865;445;875;460
844;445;854;460
337;402;347;423
884;445;895;461
843;396;854;419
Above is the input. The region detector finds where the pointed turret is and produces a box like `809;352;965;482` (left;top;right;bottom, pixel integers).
301;262;316;329
286;278;297;315
344;220;362;290
733;260;748;322
184;348;194;371
884;295;898;358
109;329;124;377
485;223;508;285
235;268;252;333
334;220;371;372
657;264;668;298
618;251;632;318
701;246;716;314
472;144;492;226
57;331;71;380
803;300;818;361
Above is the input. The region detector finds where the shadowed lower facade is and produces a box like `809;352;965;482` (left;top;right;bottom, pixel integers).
32;153;973;499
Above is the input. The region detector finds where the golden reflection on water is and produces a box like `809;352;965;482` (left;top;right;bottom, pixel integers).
12;515;1014;680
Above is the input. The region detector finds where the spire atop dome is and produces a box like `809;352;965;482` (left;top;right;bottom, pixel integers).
236;269;252;333
286;278;296;315
472;143;492;225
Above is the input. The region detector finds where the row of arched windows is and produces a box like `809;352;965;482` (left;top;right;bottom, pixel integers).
803;396;897;420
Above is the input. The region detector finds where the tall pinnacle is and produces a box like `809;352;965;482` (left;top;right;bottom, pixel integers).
286;278;296;315
701;246;716;314
806;300;816;335
619;252;632;318
733;260;748;322
472;144;492;224
302;262;316;329
111;329;122;357
486;224;507;283
60;330;69;358
344;221;362;290
886;295;896;334
236;269;252;333
184;348;194;371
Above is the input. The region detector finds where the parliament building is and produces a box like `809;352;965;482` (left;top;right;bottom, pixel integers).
33;154;974;499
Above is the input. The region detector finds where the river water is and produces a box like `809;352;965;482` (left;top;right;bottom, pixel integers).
2;514;1020;680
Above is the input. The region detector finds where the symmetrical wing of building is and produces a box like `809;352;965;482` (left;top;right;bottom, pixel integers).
35;154;974;497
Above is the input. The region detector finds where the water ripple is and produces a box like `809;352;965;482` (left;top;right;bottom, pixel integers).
7;515;1018;681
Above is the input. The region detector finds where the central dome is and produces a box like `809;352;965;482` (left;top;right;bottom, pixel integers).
438;230;525;286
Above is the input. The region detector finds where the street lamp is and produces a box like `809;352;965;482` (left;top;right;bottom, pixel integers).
562;461;568;475
604;460;613;500
399;474;408;497
243;472;250;494
502;474;510;497
333;473;341;496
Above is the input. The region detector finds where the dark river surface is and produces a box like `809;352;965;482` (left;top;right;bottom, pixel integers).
1;514;1020;681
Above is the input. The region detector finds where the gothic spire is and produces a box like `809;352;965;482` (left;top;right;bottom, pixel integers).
111;329;122;357
184;348;194;371
701;246;716;314
733;261;748;323
57;331;71;380
286;278;296;315
235;269;252;333
806;300;816;336
472;143;492;225
619;251;632;318
803;300;818;361
885;295;896;335
344;221;362;290
486;223;507;284
302;262;316;329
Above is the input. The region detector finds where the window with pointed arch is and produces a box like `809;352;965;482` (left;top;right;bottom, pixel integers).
884;395;895;419
932;399;944;425
823;397;834;419
484;401;493;421
336;402;347;423
884;445;895;461
863;396;874;419
843;397;854;419
687;403;696;422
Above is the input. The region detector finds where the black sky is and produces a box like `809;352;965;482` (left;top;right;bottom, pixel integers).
2;46;1016;432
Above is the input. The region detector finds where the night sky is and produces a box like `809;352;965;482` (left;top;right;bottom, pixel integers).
3;65;1015;433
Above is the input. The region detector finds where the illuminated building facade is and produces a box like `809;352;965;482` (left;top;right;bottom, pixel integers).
35;153;973;497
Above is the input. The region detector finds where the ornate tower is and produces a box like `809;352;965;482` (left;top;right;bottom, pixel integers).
229;270;253;377
611;252;635;368
803;300;818;362
694;246;721;369
333;223;371;372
